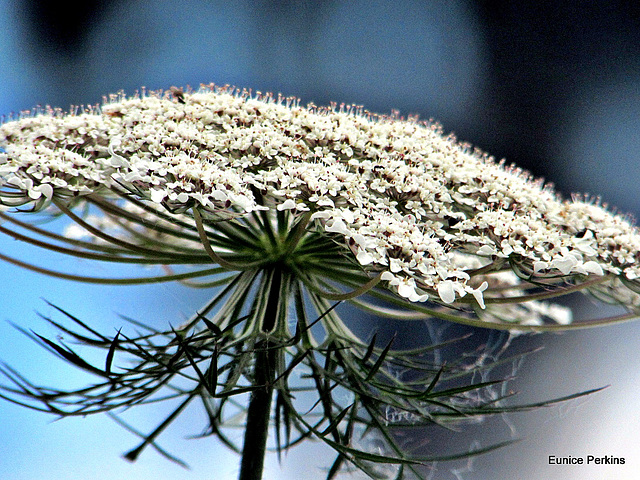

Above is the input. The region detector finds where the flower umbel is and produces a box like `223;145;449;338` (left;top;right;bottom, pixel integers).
1;85;639;326
0;85;638;479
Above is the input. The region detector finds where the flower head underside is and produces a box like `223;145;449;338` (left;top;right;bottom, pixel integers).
1;84;640;329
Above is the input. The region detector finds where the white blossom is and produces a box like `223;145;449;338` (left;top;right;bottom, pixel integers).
1;85;640;326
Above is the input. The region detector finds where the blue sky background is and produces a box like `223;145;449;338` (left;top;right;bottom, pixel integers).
1;1;640;479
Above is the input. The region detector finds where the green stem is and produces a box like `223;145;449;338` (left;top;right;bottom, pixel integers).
238;268;282;480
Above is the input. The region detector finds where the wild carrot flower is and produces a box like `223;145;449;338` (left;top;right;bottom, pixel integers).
0;84;638;479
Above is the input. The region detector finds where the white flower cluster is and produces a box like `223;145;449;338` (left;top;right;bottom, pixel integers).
1;85;639;313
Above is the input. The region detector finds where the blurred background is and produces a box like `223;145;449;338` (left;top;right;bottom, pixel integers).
1;0;639;479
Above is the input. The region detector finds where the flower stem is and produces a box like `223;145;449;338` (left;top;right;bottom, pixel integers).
238;268;282;480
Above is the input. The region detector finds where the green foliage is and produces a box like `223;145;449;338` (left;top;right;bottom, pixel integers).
0;293;601;479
